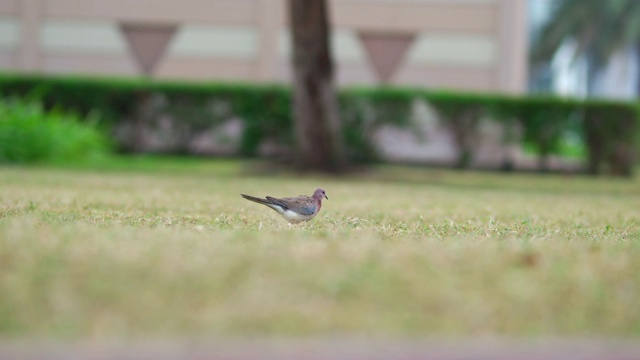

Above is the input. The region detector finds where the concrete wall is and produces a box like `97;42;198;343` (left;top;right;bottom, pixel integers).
0;0;528;92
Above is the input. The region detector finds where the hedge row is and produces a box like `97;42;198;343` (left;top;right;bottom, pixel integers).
0;73;638;175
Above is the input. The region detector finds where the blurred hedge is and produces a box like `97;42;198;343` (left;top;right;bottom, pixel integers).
0;73;638;176
0;97;112;163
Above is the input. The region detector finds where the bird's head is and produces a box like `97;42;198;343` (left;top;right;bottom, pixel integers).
313;188;328;200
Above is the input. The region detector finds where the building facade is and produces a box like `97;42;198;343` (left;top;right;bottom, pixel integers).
0;0;528;92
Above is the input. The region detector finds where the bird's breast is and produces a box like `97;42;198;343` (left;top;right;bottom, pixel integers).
282;209;316;223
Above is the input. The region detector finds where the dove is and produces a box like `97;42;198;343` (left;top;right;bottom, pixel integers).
241;188;328;223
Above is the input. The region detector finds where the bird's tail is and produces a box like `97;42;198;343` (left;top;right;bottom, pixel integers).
241;194;269;205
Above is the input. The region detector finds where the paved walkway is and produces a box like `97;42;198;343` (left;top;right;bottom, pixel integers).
2;338;639;360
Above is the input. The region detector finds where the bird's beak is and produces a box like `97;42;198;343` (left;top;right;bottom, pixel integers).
325;195;329;200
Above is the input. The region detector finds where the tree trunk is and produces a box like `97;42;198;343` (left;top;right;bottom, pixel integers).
450;108;480;169
288;0;346;172
585;51;599;97
131;91;151;153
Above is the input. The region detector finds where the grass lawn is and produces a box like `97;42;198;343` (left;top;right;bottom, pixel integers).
1;158;639;339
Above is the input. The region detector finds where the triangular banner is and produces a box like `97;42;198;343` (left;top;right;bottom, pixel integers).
359;32;415;83
120;23;177;76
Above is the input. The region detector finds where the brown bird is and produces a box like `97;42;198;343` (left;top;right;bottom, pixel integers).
241;188;328;223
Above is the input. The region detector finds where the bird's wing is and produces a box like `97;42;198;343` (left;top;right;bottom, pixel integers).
269;196;316;216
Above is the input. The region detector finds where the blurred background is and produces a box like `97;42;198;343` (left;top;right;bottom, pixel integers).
2;0;528;89
0;0;638;175
5;0;639;97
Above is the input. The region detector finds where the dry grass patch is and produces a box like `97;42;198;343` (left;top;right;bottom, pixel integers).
1;162;639;338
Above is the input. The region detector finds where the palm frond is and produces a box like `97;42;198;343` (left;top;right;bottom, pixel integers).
531;0;640;67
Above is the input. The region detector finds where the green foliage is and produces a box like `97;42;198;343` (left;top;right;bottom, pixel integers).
531;0;640;69
0;98;112;164
418;91;638;175
340;88;415;162
233;85;292;156
0;73;638;175
582;100;640;176
422;92;490;168
493;97;581;171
